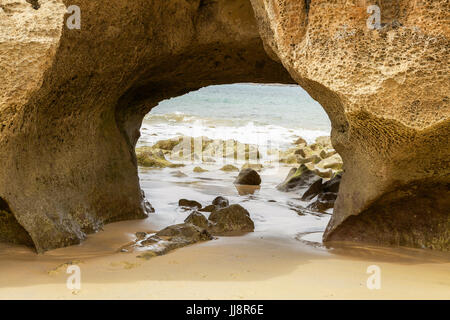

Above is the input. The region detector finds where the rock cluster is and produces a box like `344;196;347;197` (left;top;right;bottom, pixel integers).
279;136;342;179
125;196;254;258
185;196;255;235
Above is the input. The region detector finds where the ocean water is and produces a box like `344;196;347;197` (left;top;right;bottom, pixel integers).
139;83;331;150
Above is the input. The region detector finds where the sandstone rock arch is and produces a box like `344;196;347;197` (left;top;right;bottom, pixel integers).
0;0;448;252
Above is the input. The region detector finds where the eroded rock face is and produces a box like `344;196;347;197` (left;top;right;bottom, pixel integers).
1;0;448;251
251;0;449;249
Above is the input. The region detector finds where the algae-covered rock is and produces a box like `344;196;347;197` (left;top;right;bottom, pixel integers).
152;137;183;151
193;166;208;173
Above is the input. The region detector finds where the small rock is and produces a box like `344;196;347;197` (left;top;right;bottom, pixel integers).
193;166;208;173
234;168;261;186
208;204;255;235
178;199;202;209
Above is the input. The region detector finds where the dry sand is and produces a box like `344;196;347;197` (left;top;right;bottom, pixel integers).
0;218;448;300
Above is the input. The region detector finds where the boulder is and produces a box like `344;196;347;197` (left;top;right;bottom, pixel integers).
234;168;261;186
208;204;255;235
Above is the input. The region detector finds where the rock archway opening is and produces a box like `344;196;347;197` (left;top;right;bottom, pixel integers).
131;83;342;250
0;0;447;253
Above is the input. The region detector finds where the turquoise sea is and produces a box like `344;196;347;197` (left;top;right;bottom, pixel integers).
139;83;331;150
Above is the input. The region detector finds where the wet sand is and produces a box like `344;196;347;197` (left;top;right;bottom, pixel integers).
0;164;449;299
